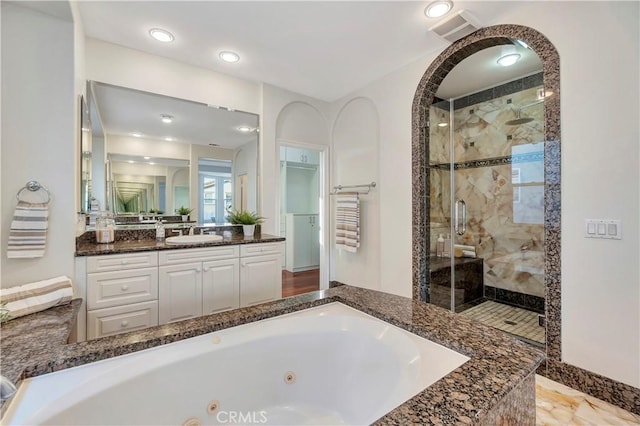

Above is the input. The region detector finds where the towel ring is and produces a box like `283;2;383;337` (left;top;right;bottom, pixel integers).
16;181;51;203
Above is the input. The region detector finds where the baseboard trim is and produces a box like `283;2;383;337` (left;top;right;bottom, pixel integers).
545;358;640;416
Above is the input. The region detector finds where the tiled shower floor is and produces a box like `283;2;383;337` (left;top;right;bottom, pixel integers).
460;300;545;344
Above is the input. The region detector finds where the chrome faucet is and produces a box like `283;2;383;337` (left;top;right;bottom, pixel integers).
0;375;17;402
189;226;196;236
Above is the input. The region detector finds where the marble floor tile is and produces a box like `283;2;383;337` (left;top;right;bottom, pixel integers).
460;300;544;343
536;375;640;425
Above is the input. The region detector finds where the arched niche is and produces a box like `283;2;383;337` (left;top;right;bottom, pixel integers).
411;25;561;359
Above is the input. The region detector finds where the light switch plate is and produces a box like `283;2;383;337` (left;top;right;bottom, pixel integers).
585;219;622;239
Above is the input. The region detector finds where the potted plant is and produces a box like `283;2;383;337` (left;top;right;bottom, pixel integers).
177;206;193;222
226;209;264;237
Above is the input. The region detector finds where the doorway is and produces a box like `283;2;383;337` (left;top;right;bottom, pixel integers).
278;142;327;297
411;25;561;358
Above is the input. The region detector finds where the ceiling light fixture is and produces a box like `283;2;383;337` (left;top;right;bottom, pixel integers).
144;156;151;160
149;28;174;43
219;51;240;63
160;114;173;124
425;0;453;18
497;44;522;67
437;122;448;127
131;132;143;138
497;53;521;67
237;126;252;133
164;137;175;142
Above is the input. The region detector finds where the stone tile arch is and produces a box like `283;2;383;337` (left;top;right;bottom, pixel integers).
411;24;561;360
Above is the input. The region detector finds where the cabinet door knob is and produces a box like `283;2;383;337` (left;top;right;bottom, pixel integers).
121;285;129;291
120;320;129;328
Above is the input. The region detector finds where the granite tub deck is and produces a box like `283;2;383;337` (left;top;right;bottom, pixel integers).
1;286;544;425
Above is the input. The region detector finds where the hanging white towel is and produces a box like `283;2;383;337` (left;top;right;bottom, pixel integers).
7;201;49;258
0;276;73;320
335;192;360;253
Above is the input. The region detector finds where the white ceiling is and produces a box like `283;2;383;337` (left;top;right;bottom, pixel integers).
78;1;534;102
91;82;259;148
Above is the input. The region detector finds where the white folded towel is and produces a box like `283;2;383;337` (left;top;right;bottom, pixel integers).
7;201;49;258
335;192;360;253
0;276;73;321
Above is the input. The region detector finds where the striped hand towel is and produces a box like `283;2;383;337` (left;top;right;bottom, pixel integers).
335;192;360;253
7;201;49;258
0;276;73;321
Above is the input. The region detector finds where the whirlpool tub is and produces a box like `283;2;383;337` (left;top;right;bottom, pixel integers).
4;302;469;425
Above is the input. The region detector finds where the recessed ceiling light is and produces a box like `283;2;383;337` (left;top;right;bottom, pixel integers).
219;51;240;63
437;122;448;127
131;132;143;138
237;126;252;133
497;53;521;67
164;137;175;142
128;160;135;164
425;1;453;18
149;162;155;165
144;156;151;160
149;28;174;43
160;114;173;124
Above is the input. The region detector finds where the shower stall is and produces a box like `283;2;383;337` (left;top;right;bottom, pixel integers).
428;72;546;346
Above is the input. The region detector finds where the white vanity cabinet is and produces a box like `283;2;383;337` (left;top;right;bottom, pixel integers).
77;241;283;341
240;243;283;307
285;214;320;272
158;246;240;325
84;252;159;340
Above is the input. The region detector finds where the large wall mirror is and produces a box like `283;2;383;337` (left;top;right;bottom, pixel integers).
81;81;259;223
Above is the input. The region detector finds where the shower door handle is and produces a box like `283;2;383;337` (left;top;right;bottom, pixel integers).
454;199;467;236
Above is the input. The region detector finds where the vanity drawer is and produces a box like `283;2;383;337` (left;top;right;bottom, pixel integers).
240;243;282;257
87;301;158;340
87;252;158;273
159;246;239;265
87;267;158;310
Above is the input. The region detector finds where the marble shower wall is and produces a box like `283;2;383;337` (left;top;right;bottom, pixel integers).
429;77;545;298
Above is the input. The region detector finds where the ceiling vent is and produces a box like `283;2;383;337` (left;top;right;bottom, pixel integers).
429;10;481;43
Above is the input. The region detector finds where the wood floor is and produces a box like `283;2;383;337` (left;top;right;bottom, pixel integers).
282;269;320;297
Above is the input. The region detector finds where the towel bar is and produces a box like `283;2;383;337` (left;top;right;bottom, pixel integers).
16;180;51;203
331;182;376;195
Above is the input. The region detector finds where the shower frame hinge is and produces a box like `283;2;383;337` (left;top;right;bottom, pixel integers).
538;314;545;327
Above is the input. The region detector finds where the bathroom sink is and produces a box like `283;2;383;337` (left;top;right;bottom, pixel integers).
165;235;223;245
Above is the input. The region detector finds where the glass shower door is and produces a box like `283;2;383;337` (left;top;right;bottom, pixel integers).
428;75;547;346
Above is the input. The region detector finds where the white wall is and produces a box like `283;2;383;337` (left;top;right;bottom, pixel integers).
330;1;639;387
234;140;258;213
330;98;381;290
1;3;78;286
85;38;261;114
107;134;191;160
261;85;330;234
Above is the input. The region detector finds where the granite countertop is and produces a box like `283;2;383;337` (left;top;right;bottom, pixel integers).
75;233;285;256
0;285;544;424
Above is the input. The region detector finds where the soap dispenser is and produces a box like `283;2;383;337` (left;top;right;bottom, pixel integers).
155;220;165;241
443;234;452;258
436;234;444;257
